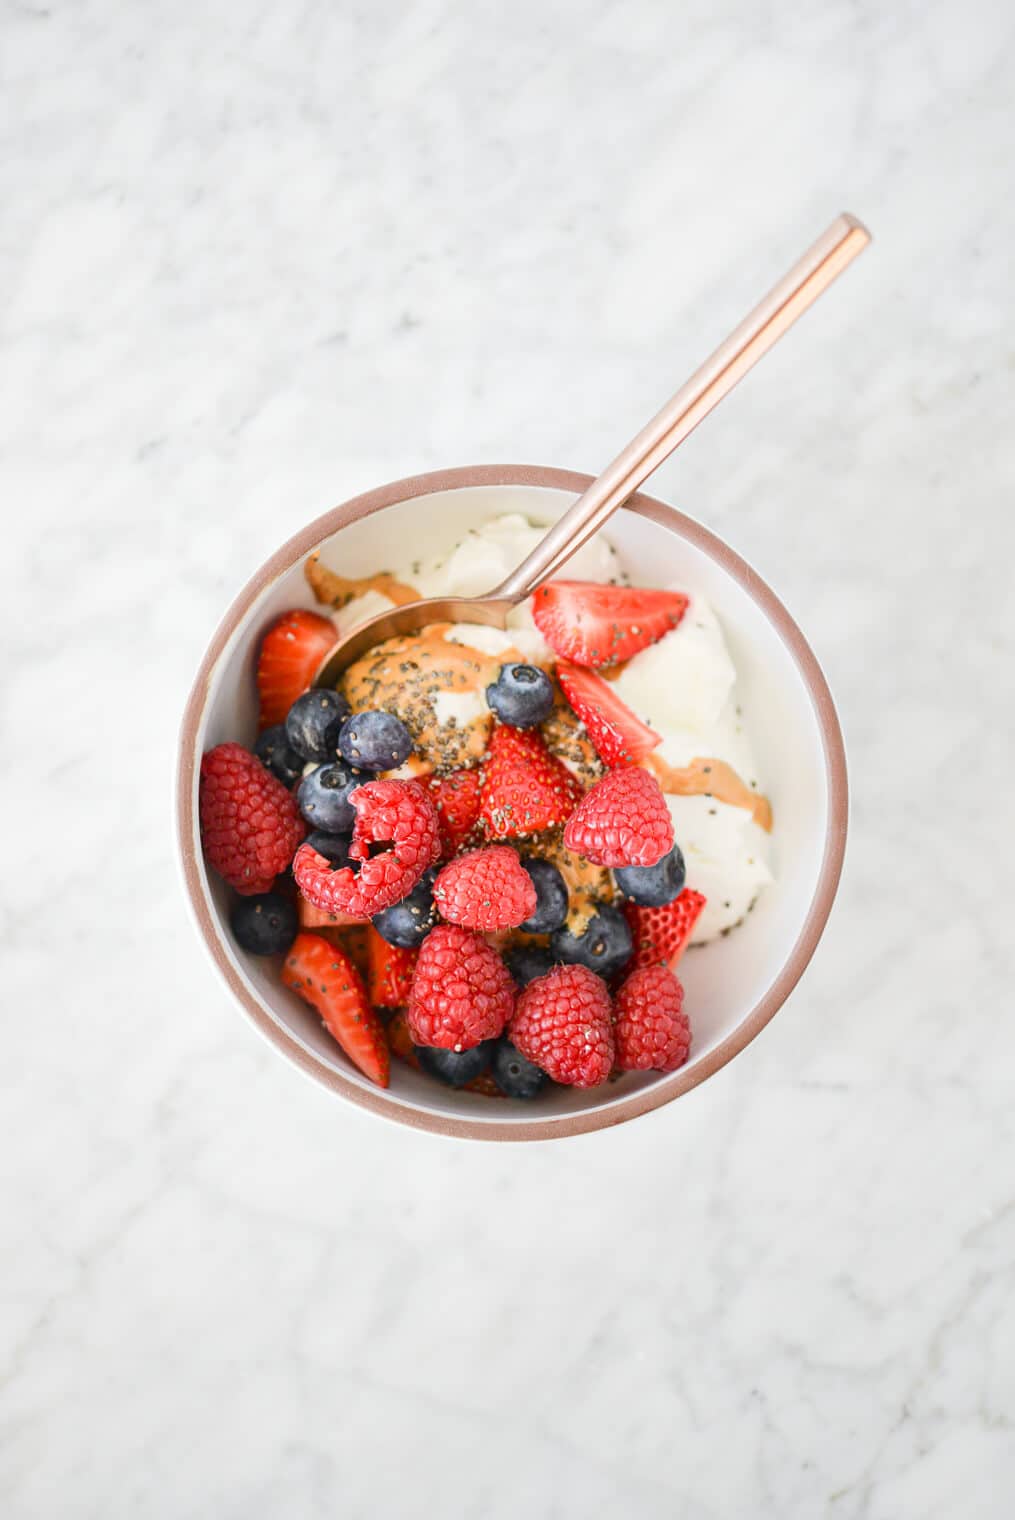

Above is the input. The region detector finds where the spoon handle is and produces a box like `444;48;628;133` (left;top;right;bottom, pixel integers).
489;212;870;604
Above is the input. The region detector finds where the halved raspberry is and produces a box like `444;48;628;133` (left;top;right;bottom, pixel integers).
433;846;537;931
563;765;673;868
293;778;440;919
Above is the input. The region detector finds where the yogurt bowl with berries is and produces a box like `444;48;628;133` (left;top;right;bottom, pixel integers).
177;465;846;1141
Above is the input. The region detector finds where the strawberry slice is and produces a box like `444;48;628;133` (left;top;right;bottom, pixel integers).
624;889;707;971
281;931;390;1086
532;581;688;667
296;893;368;930
256;609;338;729
426;767;483;857
365;929;418;1010
556;663;661;768
479;725;583;839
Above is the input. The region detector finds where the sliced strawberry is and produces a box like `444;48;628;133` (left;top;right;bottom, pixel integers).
281;932;390;1086
556;663;661;767
479;725;583;839
386;1008;420;1068
256;609;337;729
624;889;707;971
365;929;418;1010
532;581;688;667
426;768;483;857
296;893;368;930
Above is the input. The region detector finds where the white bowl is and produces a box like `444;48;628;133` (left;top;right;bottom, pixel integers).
177;466;847;1141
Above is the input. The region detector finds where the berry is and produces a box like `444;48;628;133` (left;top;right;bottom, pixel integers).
297;894;363;931
371;867;438;947
509;965;614;1088
532;581;689;667
305;829;351;867
485;663;555;728
407;924;515;1051
281;932;389;1086
613;965;690;1073
297;760;364;832
229;891;298;955
365;928;417;1010
293;778;441;919
556;662;661;768
254;724;305;787
256;609;338;729
491;1038;549;1099
624;888;707;970
426;768;483;857
614;842;686;906
518;858;568;933
199;742;306;895
505;944;556;987
479;725;582;839
563;766;673;868
337;710;413;772
433;846;537;931
551;905;633;982
415;1039;496;1088
285;688;351;763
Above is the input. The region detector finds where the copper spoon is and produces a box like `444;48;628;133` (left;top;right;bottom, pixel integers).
315;212;870;685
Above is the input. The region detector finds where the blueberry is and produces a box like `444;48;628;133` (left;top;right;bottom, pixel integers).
230;891;297;955
485;663;555;729
504;944;556;988
297;761;364;833
519;858;568;933
285;689;350;762
254;724;304;787
551;905;632;981
492;1038;548;1099
614;843;686;906
415;1039;496;1088
305;829;352;868
372;868;438;948
337;710;413;772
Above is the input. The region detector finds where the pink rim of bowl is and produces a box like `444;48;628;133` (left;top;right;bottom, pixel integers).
176;464;848;1142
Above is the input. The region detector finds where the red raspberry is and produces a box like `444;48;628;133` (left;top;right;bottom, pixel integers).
407;924;515;1051
199;741;306;894
293;778;440;919
432;846;537;931
613;964;690;1073
563;765;673;868
508;964;614;1088
426;768;483;857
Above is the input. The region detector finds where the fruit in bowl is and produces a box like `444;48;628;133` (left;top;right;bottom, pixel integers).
194;508;776;1103
178;466;846;1141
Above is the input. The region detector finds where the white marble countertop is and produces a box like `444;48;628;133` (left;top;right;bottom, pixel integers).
3;1;1013;1515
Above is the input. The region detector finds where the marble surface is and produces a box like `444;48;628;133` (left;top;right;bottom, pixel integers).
2;1;1014;1514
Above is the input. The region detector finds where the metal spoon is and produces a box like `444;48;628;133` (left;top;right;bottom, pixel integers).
315;213;869;686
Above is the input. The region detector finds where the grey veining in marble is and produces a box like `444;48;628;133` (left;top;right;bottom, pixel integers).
2;1;1014;1515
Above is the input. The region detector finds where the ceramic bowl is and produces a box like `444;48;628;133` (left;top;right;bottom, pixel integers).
177;465;847;1140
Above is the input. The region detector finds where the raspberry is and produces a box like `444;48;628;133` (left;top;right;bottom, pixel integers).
613;964;690;1073
407;924;515;1051
433;846;538;931
563;765;673;868
508;964;614;1088
479;725;583;839
293;778;440;919
426;768;483;856
199;742;306;894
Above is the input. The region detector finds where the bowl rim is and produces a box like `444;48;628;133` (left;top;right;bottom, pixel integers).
177;463;848;1141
